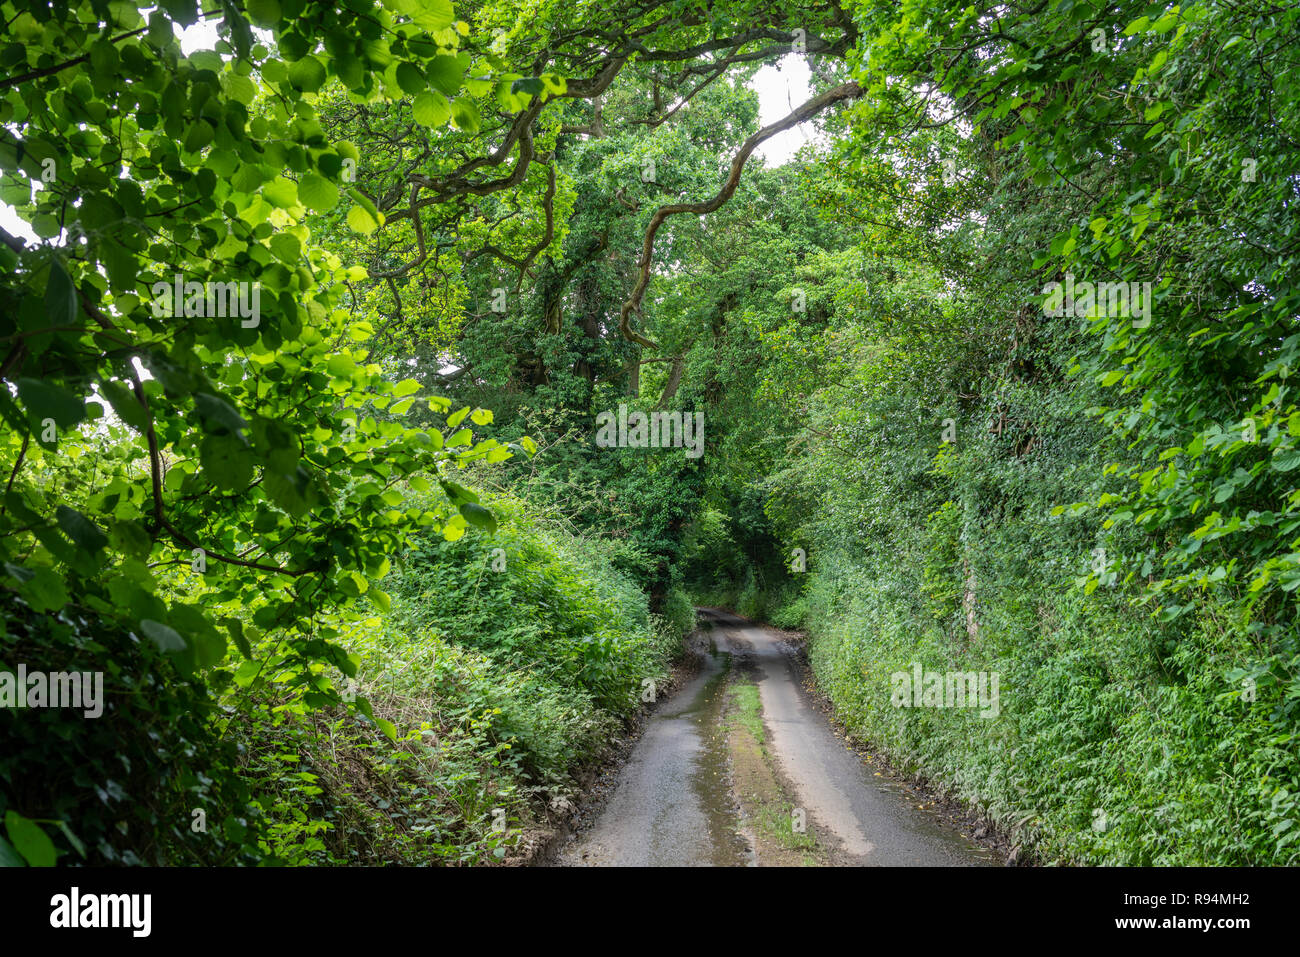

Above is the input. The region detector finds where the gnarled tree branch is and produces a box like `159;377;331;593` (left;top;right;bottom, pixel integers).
617;81;862;349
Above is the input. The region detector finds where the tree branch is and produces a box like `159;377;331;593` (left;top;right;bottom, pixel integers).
617;81;862;349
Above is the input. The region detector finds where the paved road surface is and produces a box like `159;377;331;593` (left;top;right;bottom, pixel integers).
557;609;993;866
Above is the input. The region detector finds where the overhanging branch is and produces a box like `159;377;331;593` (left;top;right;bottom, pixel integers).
617;81;862;349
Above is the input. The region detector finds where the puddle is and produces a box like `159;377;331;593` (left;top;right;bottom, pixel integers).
659;645;752;866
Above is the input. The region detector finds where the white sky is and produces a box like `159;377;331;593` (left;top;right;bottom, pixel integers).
752;55;816;166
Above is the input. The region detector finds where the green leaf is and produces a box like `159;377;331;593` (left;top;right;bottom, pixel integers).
327;353;356;378
182;119;214;153
245;0;282;28
412;91;451;127
53;821;86;859
15;566;69;613
269;232;302;263
141;619;186;652
56;506;108;554
347;204;379;235
30;214;60;239
107;521;151;561
288;56;327;92
425;55;463;96
439;480;478;505
98;380;149;432
4;813;56;867
16;378;85;429
393;378;421;397
0;835;24;867
412;0;454;31
395;62;426;96
262;176;299;208
44;259;77;327
1272;451;1300;472
264;468;312;518
298;173;339;212
100;240;138;293
200;433;255;489
451;98;480;133
0;178;31;206
233;659;261;688
170;602;227;668
223;617;252;659
194;392;249;434
459;502;497;534
511;77;545;97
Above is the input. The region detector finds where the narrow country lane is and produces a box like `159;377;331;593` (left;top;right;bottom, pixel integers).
557;609;995;867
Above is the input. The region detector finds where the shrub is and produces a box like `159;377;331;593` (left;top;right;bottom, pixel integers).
0;593;261;866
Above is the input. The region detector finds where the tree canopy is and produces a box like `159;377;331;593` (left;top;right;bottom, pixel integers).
2;0;1298;866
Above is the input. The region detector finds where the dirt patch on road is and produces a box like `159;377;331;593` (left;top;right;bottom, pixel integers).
724;674;828;867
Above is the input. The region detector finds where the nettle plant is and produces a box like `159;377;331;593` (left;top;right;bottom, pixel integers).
0;1;535;729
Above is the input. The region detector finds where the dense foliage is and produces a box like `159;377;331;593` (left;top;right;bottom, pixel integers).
2;0;1296;865
242;497;686;864
684;0;1300;863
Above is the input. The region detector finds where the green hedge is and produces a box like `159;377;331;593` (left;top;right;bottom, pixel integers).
0;593;261;866
234;491;692;865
